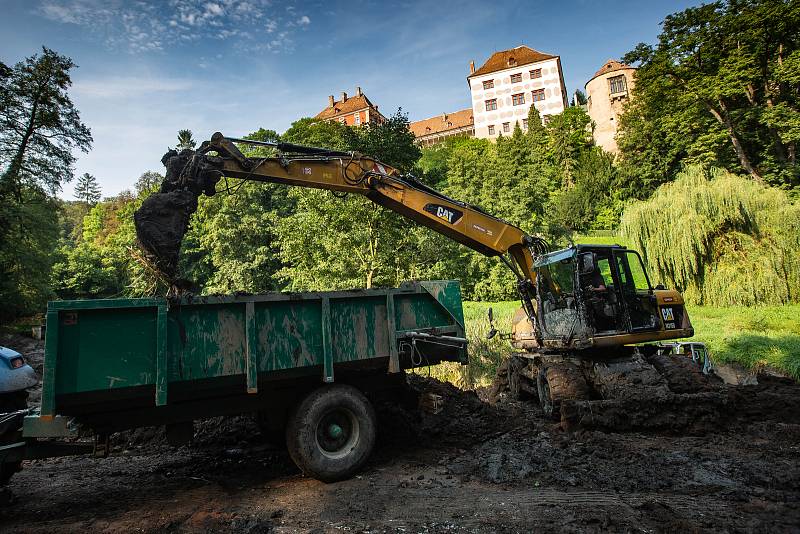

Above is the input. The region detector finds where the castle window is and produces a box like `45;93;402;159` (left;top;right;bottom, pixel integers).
485;99;497;111
510;73;522;83
512;93;525;106
530;68;542;79
483;80;494;90
609;75;627;94
531;88;545;102
488;125;495;135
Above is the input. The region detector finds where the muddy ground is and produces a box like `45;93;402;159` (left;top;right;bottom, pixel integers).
1;332;799;533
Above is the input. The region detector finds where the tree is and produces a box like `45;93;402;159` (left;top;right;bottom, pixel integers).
74;172;101;205
0;47;92;199
275;112;431;291
620;164;800;306
0;191;60;320
344;109;421;172
573;89;588;106
620;0;800;188
134;171;163;195
176;129;196;151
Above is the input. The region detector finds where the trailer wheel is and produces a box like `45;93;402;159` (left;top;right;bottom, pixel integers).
0;391;27;486
286;384;376;483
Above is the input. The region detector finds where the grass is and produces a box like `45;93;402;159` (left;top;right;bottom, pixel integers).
420;301;800;388
686;304;800;380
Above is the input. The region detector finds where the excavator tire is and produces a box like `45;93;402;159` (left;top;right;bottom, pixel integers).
647;353;711;394
489;356;537;402
537;364;591;421
507;356;536;401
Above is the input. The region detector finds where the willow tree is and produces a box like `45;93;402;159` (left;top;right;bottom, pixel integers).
620;165;800;306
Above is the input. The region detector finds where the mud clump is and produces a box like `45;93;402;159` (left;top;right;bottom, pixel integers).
134;149;221;279
134;189;198;278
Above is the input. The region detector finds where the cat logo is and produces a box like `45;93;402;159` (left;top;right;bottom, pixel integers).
423;203;463;225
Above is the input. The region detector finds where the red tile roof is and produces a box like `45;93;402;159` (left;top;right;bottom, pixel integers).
410;109;474;138
315;93;382;120
588;59;635;83
470;46;557;78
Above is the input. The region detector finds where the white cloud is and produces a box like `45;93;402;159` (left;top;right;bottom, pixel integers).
35;0;307;53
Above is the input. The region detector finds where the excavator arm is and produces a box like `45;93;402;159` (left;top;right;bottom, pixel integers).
135;132;547;327
203;133;542;268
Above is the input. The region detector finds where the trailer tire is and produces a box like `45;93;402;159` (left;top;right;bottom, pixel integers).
286;384;376;483
0;391;27;486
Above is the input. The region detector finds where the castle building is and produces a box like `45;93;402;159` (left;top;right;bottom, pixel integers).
585;59;637;153
315;87;385;126
409;109;475;147
467;45;568;140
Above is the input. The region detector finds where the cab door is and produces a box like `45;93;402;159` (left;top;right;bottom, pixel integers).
612;250;660;331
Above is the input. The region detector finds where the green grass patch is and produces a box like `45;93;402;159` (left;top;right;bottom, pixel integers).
685;304;800;380
419;301;800;387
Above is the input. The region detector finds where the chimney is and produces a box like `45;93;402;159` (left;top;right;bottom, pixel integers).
356;86;362;96
441;113;447;122
341;91;348;102
470;60;475;74
328;95;334;107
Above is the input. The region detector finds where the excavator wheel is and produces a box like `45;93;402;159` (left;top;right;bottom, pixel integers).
489;356;537;402
536;364;591;421
506;356;537;401
647;353;711;394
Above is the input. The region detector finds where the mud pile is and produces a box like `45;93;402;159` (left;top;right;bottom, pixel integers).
133;149;221;280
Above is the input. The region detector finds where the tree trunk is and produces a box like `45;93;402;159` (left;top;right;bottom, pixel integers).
0;90;42;201
705;99;764;183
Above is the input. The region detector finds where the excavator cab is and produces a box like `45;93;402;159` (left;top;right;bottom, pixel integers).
529;245;688;350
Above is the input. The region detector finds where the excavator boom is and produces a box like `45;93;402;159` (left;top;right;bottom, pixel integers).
204;132;541;265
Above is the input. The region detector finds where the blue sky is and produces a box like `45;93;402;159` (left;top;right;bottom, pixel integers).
1;0;700;199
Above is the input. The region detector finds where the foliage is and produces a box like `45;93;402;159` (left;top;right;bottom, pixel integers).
620;164;800;306
176;129;196;151
619;0;800;189
196;183;285;294
0;47;91;199
0;189;60;320
275;111;439;290
134;171;163;195
0;47;90;320
73;172;101;205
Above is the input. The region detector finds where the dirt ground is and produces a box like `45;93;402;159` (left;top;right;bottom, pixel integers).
1;333;799;533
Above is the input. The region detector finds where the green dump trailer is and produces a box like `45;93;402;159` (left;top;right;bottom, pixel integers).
0;281;467;483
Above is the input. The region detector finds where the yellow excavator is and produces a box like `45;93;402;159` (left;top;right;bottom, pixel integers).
135;132;714;426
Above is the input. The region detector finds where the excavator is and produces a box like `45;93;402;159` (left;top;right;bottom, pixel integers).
135;132;717;428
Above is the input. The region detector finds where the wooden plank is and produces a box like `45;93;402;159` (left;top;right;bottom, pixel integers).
41;310;59;416
321;297;334;382
386;293;400;373
155;305;168;406
245;301;258;394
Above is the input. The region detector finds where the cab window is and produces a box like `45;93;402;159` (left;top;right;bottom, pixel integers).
616;251;651;292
